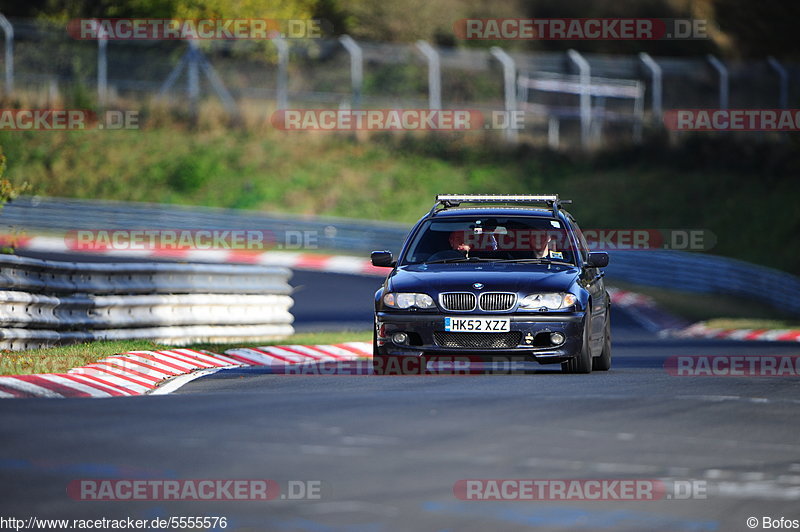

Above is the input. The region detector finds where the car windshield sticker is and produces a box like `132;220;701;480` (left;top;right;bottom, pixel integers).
550;251;564;259
550;221;561;228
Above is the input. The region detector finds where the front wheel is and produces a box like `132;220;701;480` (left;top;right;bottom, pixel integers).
592;310;612;371
561;316;592;374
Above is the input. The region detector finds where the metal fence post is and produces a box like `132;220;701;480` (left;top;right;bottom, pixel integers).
638;52;662;123
97;24;108;107
187;40;200;118
632;81;644;142
548;117;560;150
339;35;363;108
198;56;238;117
706;55;729;109
158;41;237;117
275;37;289;110
516;73;528;102
158;54;188;99
416;41;441;110
0;14;13;94
567;49;591;148
489;46;518;143
767;56;788;109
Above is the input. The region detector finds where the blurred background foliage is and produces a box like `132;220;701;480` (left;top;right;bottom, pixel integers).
2;0;798;59
0;0;797;274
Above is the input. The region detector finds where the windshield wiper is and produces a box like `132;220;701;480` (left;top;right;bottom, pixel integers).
422;257;573;266
423;257;504;264
494;258;575;266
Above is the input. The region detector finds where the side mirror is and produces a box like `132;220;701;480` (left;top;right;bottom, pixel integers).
371;250;395;268
587;251;609;268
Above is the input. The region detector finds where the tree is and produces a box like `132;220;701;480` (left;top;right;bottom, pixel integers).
0;151;28;254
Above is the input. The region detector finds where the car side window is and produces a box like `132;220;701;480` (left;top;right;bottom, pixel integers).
570;221;590;263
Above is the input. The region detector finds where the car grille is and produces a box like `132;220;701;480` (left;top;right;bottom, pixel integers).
479;292;516;311
440;292;476;311
434;331;522;349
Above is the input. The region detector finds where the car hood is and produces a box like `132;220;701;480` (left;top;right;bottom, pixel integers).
388;263;580;293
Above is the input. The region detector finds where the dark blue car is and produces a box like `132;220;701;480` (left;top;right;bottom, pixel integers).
370;195;611;374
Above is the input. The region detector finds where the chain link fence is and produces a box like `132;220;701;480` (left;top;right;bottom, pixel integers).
1;17;798;148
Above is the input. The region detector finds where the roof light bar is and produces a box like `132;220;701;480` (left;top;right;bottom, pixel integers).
436;194;559;204
430;194;570;218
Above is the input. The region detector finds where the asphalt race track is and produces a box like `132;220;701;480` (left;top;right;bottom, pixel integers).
1;267;800;531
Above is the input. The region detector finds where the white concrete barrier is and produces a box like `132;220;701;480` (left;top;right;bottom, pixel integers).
0;256;294;350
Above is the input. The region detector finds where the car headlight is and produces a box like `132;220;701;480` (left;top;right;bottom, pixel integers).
519;293;577;310
383;292;436;309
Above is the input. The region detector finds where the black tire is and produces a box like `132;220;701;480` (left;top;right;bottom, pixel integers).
372;327;386;375
592;309;612;371
372;326;425;375
561;315;593;374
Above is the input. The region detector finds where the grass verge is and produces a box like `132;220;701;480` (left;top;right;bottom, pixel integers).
701;319;800;331
1;126;798;274
0;331;372;376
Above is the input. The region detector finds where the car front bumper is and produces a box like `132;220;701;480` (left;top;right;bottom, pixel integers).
375;310;585;364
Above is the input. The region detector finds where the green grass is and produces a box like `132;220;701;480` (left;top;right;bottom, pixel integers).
702;318;800;330
0;340;165;376
189;330;372;354
0;331;372;376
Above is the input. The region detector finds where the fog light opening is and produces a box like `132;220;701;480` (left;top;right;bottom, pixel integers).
550;332;565;345
392;332;410;345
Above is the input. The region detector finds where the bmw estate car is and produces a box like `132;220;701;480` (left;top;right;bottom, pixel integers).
371;194;611;374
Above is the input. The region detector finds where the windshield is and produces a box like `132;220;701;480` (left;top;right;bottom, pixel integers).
401;216;577;265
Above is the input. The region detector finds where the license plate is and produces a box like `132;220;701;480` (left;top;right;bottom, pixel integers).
444;317;511;332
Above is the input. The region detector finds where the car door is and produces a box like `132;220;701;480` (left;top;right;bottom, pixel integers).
570;219;608;352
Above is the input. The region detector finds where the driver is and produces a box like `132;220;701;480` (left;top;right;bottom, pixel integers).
448;230;473;253
449;224;498;255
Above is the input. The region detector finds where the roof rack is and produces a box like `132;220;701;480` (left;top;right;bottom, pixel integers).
430;194;572;218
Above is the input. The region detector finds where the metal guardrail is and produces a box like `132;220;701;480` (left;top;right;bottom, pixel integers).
0;254;294;350
0;292;293;328
0;253;293;294
3;196;799;316
0;196;409;255
605;250;800;315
